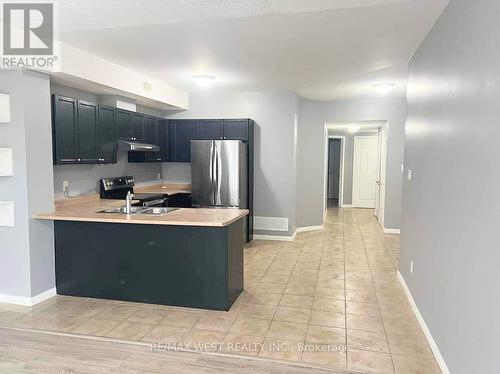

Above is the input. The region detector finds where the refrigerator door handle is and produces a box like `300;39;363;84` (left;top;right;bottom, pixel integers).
215;142;222;205
210;141;216;204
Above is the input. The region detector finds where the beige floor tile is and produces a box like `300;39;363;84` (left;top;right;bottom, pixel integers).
193;314;237;332
301;350;347;369
309;310;345;329
346;289;378;303
280;294;313;309
347;313;384;333
306;324;346;345
72;317;122;336
348;329;389;353
244;291;282;306
159;311;202;329
220;333;264;356
238;303;277;319
288;276;318;287
97;305;141;320
314;287;345;300
312;297;345;313
10;312;58;329
266;321;307;341
0;310;26;325
256;282;287;294
260;274;290;285
284;283;316;296
347;348;395;373
392;353;441;374
182;329;226;351
38;314;88;333
127;308;166;324
34;299;84;316
229;317;271;337
106;320;155;340
70;301;112;318
141;325;189;344
258;337;303;362
273;306;311;324
346;300;380;317
386;332;433;357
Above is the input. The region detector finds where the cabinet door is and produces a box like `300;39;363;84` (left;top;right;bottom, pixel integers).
159;120;168;162
166;121;176;161
224;119;249;141
52;95;77;164
175;120;199;162
145;117;161;162
199;119;224;139
98;106;117;163
76;100;98;163
116;109;132;140
132;113;145;141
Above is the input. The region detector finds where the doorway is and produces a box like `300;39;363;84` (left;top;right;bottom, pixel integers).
327;136;345;208
352;135;379;208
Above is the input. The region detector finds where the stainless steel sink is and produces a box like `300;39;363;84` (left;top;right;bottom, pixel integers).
138;207;178;215
98;206;147;214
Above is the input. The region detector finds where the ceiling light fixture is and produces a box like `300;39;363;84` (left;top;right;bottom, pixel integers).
373;83;395;94
193;74;215;87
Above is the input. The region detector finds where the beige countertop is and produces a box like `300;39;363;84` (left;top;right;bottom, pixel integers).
34;185;248;227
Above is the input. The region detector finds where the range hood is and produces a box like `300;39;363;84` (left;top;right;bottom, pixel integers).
118;140;159;152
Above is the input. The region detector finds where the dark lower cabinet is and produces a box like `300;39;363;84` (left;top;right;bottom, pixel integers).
98;106;117;164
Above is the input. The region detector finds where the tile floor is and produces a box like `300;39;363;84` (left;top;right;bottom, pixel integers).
0;207;440;374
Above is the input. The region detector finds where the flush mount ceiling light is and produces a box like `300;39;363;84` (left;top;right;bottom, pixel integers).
193;74;215;87
373;83;395;94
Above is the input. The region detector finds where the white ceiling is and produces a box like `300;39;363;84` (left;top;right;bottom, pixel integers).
58;0;448;101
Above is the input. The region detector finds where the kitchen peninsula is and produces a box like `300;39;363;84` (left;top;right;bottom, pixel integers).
35;189;248;311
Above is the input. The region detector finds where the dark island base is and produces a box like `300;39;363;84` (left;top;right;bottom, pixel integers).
54;220;244;311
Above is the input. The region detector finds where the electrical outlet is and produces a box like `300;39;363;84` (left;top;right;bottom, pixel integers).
63;180;69;191
157;173;161;180
407;169;412;181
410;260;414;274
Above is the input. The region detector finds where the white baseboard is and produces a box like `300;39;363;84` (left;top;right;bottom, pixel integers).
295;225;323;233
340;204;353;208
253;234;296;242
383;227;400;234
0;287;56;307
397;271;449;374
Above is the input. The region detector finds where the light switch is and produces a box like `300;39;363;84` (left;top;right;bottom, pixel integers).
407;169;412;181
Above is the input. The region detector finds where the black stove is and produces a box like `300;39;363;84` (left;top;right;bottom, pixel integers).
100;176;166;207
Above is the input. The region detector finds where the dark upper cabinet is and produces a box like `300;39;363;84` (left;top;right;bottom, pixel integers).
199;119;224;140
52;95;77;164
76;100;98;163
224;119;249;141
116;109;133;140
98;106;117;163
159;120;168;162
175;120;200;162
145;117;162;162
132;113;145;141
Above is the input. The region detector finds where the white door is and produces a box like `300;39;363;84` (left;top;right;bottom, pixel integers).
352;136;379;208
375;127;387;225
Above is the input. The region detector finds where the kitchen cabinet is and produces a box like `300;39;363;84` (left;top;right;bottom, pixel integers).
76;100;98;163
167;120;200;162
224;119;249;141
199;119;224;140
116;109;133;140
145;116;162;162
98;106;117;164
132;113;145;141
52;95;78;164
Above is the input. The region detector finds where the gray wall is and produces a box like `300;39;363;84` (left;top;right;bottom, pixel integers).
166;91;299;236
0;71;55;298
296;98;406;229
401;1;499;372
51;84;162;198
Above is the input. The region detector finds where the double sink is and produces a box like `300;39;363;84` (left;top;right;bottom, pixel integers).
98;207;178;215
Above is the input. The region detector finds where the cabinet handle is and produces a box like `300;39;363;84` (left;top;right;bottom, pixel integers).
60;158;76;162
77;158;81;162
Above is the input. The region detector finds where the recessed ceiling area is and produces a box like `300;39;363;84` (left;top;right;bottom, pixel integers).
58;0;448;101
327;121;386;134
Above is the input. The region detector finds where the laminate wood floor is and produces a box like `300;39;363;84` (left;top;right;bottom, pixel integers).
0;327;356;374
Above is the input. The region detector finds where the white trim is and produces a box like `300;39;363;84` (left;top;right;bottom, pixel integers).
340;204;353;208
0;288;56;307
397;271;449;374
383;228;400;234
295;225;323;233
253;234;296;242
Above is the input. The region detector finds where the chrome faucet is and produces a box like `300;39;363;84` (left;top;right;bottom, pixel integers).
125;191;135;214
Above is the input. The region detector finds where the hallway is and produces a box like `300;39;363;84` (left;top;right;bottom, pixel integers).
0;208;439;373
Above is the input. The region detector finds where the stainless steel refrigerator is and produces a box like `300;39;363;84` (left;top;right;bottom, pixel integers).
191;140;249;239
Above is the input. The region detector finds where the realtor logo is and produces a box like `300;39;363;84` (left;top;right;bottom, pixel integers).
3;2;53;55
